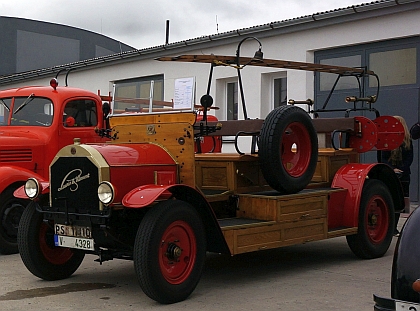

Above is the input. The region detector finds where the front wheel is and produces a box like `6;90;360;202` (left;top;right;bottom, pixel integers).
134;200;206;304
0;188;28;254
346;179;395;259
17;200;85;280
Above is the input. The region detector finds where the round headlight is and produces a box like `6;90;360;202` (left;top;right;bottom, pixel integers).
98;181;114;205
25;178;40;199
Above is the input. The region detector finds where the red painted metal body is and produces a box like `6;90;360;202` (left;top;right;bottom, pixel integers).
329;162;400;228
348;116;404;153
89;144;177;204
0;85;108;193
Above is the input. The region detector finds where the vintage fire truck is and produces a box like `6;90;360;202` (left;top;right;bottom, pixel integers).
16;48;406;304
0;74;109;254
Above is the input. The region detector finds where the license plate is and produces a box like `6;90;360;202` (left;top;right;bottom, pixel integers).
396;300;420;311
54;235;94;250
54;224;92;238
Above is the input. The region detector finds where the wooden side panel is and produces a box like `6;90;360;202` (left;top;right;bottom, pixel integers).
223;223;282;254
112;118;196;186
237;196;278;221
222;218;327;255
277;195;327;222
282;218;326;245
195;154;268;194
224;191;330;255
195;161;234;191
311;149;359;185
238;191;328;223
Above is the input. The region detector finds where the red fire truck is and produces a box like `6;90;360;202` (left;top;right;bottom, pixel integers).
16;44;406;304
0;74;109;254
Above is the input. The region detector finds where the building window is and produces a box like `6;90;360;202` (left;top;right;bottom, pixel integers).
227;81;238;120
274;77;287;108
319;55;362;91
369;48;417;87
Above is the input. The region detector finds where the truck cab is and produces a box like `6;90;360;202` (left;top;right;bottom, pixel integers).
0;79;108;254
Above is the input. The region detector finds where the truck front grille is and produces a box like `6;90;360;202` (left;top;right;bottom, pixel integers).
50;157;100;212
0;149;32;162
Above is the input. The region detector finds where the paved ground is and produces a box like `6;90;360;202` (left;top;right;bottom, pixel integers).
0;213;413;311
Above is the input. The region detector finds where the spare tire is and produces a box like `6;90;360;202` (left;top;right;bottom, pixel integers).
259;105;318;194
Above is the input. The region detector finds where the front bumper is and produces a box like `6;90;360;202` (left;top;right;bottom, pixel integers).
374;294;420;311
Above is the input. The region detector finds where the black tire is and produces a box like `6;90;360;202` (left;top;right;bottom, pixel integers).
346;179;395;259
17;201;85;280
391;206;420;301
259;105;318;193
0;187;28;254
134;200;206;304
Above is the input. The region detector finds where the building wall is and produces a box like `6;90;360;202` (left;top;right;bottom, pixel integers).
2;2;419;202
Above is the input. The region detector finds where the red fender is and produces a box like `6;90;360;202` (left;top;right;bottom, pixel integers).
14;180;49;199
0;166;45;194
331;163;377;228
330;162;401;229
122;184;175;208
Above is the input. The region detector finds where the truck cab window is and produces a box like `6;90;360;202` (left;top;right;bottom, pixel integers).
63;99;97;127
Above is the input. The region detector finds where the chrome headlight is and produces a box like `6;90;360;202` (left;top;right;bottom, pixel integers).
98;181;114;205
24;178;41;199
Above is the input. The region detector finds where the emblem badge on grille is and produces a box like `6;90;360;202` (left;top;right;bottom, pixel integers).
58;169;90;192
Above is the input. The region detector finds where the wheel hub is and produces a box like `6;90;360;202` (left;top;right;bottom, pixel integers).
369;213;378;226
166;242;182;261
2;203;24;237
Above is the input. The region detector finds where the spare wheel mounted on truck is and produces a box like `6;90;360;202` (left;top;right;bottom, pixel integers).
16;40;406;304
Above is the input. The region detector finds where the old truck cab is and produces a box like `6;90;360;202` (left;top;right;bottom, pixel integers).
0;78;109;254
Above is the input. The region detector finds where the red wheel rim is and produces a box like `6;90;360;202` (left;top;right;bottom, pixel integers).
159;220;197;285
280;122;312;177
365;195;389;244
39;222;75;265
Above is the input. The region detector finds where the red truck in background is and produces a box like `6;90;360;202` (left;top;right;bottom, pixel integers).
0;76;109;254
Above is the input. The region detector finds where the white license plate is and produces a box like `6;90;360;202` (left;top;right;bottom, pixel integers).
54;235;94;250
396;300;420;311
54;224;92;238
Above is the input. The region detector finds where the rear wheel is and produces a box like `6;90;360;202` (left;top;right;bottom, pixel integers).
134;200;206;304
0;188;28;254
259;105;318;194
346;179;394;259
17;201;85;280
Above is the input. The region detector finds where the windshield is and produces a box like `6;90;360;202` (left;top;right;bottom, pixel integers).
111;78;195;117
4;97;54;127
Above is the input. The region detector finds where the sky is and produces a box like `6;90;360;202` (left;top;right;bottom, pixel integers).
1;0;366;50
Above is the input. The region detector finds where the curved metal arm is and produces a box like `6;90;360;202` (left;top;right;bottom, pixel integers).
235;37;263;120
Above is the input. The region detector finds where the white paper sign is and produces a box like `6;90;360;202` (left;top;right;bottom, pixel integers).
173;77;195;110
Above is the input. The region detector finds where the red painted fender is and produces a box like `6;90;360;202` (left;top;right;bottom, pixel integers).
122;183;231;254
331;163;402;228
122;184;174;208
0;166;45;194
14;180;50;199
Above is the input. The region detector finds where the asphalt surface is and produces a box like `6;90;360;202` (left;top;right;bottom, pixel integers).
0;214;411;311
